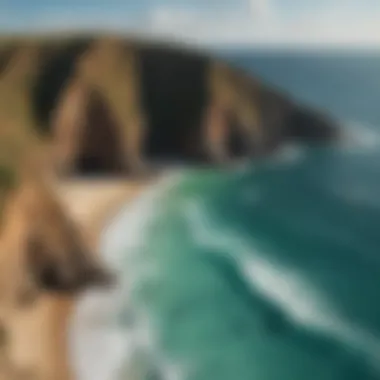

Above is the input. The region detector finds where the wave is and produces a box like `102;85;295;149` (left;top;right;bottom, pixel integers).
69;140;380;380
184;198;380;372
232;120;380;174
339;121;380;152
69;172;184;380
270;143;307;164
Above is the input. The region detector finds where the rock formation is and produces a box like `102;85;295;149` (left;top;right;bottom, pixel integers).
0;35;341;177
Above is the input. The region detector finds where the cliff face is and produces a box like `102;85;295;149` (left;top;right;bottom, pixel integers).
0;34;341;177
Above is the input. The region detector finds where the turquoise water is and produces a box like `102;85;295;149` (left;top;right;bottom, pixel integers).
109;52;380;380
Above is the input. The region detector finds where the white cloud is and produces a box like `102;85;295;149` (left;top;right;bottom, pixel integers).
249;0;275;22
137;1;380;47
145;7;200;33
2;1;380;47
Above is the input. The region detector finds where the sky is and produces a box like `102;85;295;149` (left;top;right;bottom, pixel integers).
1;0;380;47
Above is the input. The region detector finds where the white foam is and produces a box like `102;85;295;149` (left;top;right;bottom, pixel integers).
272;143;307;164
69;173;182;380
184;200;380;368
339;122;380;152
69;163;380;379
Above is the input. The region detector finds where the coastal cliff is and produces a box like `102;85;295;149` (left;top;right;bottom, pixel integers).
0;33;343;379
0;34;340;177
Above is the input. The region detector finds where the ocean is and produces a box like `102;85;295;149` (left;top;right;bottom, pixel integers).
70;50;380;380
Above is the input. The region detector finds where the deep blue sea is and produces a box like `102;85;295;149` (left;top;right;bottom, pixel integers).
73;50;380;380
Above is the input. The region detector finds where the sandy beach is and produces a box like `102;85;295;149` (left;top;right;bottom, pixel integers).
56;177;157;380
56;178;154;241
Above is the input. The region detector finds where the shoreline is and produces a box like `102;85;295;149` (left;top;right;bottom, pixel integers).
56;176;161;380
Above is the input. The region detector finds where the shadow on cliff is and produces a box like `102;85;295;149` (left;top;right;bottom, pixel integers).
23;37;341;177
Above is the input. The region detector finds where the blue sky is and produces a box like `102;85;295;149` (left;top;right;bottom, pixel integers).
1;0;380;46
